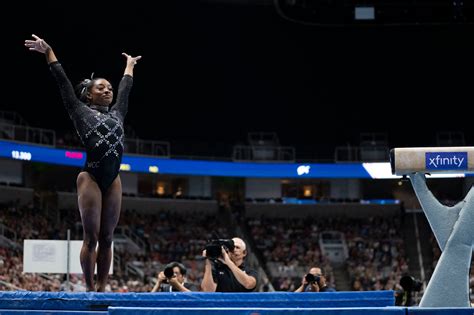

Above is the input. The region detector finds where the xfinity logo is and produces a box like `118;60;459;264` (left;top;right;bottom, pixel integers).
297;165;310;176
426;152;467;171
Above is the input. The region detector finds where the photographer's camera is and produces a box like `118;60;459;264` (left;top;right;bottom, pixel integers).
400;275;423;292
205;239;235;260
164;263;175;279
305;273;321;284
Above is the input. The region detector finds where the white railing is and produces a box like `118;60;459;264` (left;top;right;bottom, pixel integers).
0;122;56;146
114;225;146;253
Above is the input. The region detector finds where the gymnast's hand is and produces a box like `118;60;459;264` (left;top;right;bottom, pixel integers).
122;52;142;66
25;34;51;54
122;52;141;77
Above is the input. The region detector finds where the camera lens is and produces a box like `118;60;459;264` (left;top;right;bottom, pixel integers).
305;273;321;283
164;266;175;278
223;239;235;252
305;273;315;283
205;244;222;259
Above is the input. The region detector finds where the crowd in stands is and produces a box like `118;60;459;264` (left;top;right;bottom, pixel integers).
0;201;233;292
117;209;230;289
344;216;407;291
246;216;333;291
1;198;420;294
247;215;407;292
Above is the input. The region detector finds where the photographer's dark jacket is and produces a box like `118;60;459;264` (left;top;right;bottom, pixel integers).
212;262;258;292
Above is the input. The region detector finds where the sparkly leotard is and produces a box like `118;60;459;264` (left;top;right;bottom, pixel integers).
49;61;133;194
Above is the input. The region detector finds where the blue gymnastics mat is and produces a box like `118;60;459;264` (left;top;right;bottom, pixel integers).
108;307;405;315
0;291;395;311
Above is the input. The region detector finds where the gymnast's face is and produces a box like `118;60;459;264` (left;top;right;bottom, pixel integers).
87;79;113;106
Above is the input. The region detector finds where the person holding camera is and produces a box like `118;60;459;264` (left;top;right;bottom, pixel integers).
151;262;197;292
295;267;335;292
201;237;258;292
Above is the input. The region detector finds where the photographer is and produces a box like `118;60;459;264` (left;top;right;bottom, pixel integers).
151;261;197;292
395;274;423;306
295;267;335;292
201;237;258;292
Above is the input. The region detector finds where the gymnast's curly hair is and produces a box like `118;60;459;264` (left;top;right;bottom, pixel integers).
74;73;106;103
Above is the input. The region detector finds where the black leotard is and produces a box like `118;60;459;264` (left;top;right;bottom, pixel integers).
49;62;133;194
